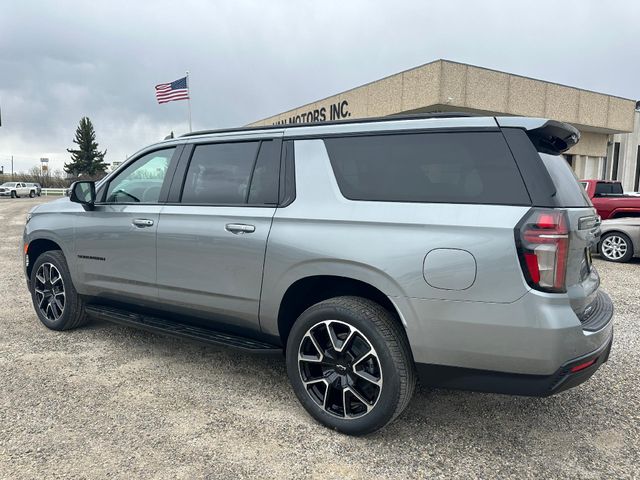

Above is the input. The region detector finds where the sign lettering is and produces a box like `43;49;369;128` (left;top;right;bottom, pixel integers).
272;100;351;125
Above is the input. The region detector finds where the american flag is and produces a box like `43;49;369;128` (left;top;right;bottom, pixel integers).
155;76;189;104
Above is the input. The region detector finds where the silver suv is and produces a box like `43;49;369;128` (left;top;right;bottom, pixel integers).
24;114;614;435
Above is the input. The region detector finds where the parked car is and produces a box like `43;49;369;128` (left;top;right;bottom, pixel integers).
23;114;613;435
0;182;37;198
597;218;640;262
580;179;640;219
26;182;42;196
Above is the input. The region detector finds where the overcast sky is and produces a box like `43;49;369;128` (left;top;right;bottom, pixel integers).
1;0;639;173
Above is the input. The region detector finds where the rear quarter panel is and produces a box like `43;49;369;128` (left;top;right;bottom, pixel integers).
259;138;532;336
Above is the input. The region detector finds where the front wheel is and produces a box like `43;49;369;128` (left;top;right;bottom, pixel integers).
599;232;634;263
30;250;89;330
286;296;415;435
10;191;16;198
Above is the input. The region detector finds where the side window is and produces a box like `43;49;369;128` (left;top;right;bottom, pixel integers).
248;140;281;204
324;132;531;205
105;148;175;203
181;142;260;204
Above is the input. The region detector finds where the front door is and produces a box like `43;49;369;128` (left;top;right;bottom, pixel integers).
73;147;178;302
156;138;281;331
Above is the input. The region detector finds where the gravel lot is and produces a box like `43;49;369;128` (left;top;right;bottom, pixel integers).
1;197;638;479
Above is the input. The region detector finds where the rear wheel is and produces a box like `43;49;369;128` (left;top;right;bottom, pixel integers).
30;250;88;330
599;232;633;263
286;296;415;435
29;190;35;198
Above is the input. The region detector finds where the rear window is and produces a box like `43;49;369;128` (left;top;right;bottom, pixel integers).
539;154;591;207
595;182;623;196
323;132;530;205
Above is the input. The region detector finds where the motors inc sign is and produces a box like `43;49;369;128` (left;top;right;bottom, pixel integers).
272;100;351;125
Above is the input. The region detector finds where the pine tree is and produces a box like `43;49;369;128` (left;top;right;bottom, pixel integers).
64;117;107;177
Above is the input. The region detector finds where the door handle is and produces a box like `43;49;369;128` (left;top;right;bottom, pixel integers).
225;223;256;234
132;218;154;228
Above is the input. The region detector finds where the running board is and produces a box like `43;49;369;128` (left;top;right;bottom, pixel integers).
85;305;281;354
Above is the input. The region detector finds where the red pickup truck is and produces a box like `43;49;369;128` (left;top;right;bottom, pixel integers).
580;179;640;219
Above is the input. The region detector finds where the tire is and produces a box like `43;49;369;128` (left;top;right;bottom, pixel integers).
10;191;16;198
29;250;89;331
599;232;634;263
29;190;35;198
286;296;415;435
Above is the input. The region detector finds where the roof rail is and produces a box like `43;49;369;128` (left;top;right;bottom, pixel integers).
180;111;478;138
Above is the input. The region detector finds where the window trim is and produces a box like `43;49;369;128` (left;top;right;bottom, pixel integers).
278;140;296;207
96;145;183;206
169;138;283;207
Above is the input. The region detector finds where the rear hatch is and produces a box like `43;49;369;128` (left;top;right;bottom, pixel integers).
538;153;601;317
499;119;604;329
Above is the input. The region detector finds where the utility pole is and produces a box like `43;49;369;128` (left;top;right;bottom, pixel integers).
11;155;14;178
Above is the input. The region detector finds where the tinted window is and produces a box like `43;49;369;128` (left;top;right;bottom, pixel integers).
248;140;280;204
182;142;260;204
594;181;623;196
539;153;591;207
105;148;174;203
324;132;530;205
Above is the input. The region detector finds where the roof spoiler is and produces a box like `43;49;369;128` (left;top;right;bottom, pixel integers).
495;117;580;154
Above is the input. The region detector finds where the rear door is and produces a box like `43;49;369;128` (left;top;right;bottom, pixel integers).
156;136;282;331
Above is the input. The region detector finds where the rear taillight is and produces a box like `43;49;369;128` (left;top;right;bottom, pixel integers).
515;209;570;293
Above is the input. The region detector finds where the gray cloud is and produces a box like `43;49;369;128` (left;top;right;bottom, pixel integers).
1;0;639;173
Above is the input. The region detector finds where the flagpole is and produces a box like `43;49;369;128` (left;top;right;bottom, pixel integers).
186;70;192;132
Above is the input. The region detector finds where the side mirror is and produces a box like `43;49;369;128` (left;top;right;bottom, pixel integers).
69;181;96;210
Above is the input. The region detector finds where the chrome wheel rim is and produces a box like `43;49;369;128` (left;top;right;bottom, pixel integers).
602;235;628;260
298;320;383;419
34;263;66;321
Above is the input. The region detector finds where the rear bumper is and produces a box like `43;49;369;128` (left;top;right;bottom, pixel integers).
416;331;613;396
395;286;614;376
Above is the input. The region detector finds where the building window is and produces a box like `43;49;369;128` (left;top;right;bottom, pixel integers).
612;142;620;180
565;154;574;167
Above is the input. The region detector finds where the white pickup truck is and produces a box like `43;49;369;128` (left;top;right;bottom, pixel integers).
0;182;38;198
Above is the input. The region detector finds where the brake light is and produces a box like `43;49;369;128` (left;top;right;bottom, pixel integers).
516;209;570;293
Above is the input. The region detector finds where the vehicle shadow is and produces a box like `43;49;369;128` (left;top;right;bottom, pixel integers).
83;317;608;449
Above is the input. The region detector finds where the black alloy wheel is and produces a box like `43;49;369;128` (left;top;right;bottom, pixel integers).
34;262;66;321
298;319;383;419
286;296;415;435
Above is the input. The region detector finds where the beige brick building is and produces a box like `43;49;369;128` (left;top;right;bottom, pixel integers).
249;59;638;188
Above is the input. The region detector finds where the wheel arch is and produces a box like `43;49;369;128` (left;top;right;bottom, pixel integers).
26;237;64;278
275;274;406;348
609;210;640;219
